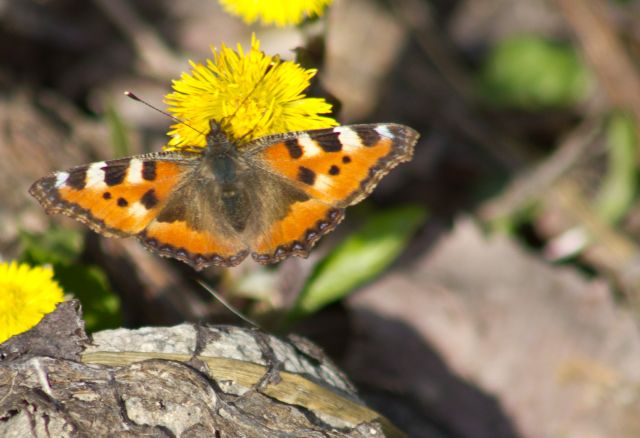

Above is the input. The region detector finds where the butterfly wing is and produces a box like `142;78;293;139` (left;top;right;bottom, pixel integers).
249;124;418;206
138;173;250;270
29;151;201;237
30;150;250;270
245;123;419;263
30;124;418;269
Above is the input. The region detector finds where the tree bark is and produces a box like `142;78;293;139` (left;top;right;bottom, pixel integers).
0;301;401;437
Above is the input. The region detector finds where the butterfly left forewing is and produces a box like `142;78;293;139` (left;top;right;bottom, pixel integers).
249;124;418;207
29;151;200;237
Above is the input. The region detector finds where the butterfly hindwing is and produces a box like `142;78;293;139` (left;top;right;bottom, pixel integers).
29;151;200;237
138;175;250;269
249;123;418;207
251;199;345;264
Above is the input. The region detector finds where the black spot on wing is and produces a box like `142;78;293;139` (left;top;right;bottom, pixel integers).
117;197;128;207
342;156;351;164
354;127;381;147
66;168;87;190
284;139;303;159
298;166;316;186
329;165;340;175
140;189;159;209
316;131;342;152
104;161;129;186
103;191;111;200
142;161;157;181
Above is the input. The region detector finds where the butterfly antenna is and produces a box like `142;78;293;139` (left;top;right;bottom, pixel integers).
196;279;261;329
124;91;205;136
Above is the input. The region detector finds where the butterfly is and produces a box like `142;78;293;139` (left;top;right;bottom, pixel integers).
29;120;419;270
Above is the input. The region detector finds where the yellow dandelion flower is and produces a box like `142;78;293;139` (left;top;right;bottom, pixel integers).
219;0;333;27
165;35;337;151
0;261;64;344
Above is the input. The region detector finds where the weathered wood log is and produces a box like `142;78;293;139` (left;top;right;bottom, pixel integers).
0;301;401;437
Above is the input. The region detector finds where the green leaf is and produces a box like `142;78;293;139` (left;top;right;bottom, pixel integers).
288;205;427;322
594;112;638;223
479;35;592;109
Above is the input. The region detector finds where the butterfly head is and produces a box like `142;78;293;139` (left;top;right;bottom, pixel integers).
206;119;235;154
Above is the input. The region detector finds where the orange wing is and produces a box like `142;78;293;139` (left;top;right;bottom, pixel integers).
139;220;249;270
30;150;250;270
250;124;418;207
29;152;201;238
245;124;419;264
251;198;345;264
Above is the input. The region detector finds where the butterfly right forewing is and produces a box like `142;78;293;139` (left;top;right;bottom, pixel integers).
248;123;418;207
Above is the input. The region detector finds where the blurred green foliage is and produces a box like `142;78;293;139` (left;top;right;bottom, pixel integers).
479;35;592;109
595;112;638;223
287;205;427;323
489;202;541;237
19;227;121;332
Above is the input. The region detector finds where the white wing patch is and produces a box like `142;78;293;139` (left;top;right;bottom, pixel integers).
311;173;338;193
126;159;144;184
54;172;69;188
298;134;324;158
335;127;363;153
375;125;393;139
86;162;107;189
128;202;149;218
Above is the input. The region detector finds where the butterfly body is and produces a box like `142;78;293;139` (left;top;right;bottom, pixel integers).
30;121;419;270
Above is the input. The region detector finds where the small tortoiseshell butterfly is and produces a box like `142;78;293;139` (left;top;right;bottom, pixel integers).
30;120;419;270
